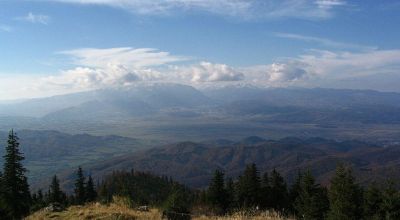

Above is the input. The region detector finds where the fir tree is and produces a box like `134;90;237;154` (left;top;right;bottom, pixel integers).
0;171;7;219
225;178;235;211
207;170;227;214
163;188;191;220
236;164;261;208
49;175;63;204
381;180;400;220
85;175;97;202
2;130;31;219
363;183;383;220
294;171;328;220
269;169;288;212
327;164;363;220
261;172;271;209
74;166;86;205
289;171;302;214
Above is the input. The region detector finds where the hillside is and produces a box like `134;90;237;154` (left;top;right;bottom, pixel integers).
27;203;289;220
2;85;400;143
0;130;152;186
61;137;400;189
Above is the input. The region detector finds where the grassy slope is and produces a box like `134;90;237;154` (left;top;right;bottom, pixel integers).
27;203;290;220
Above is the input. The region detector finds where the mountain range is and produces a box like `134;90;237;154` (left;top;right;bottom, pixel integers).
57;136;400;190
1;83;400;143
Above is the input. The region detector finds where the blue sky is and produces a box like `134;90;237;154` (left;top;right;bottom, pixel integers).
1;0;400;99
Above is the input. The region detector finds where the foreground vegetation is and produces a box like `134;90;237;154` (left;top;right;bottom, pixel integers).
27;201;290;220
1;130;400;219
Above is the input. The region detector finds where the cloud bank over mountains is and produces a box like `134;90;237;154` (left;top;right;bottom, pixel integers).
8;46;392;99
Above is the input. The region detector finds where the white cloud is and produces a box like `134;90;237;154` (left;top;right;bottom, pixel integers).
42;47;186;90
177;62;244;82
246;49;400;87
17;12;51;25
60;47;187;68
42;65;163;90
274;32;376;50
52;0;347;20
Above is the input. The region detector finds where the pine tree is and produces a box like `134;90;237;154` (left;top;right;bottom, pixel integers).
85;175;97;203
0;171;7;219
327;164;363;220
74;166;86;205
49;175;63;204
363;183;383;220
163;188;191;220
289;171;302;214
207;170;227;214
294;171;328;220
269;169;288;212
225;178;235;211
261;172;271;209
381;180;400;220
2;130;31;219
236;164;261;208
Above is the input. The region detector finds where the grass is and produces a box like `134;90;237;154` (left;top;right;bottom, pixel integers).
26;203;291;220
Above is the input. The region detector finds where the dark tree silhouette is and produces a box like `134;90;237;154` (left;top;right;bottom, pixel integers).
2;130;31;219
74;166;86;205
327;164;363;220
85;175;97;202
207;170;227;214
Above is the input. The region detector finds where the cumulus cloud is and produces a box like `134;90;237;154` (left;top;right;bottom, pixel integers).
52;0;347;20
42;65;163;89
177;62;244;82
266;62;310;83
17;12;50;25
43;47;185;90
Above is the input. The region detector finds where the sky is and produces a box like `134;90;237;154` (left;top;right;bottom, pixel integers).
0;0;400;100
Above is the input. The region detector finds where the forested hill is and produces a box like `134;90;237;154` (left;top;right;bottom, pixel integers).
0;130;148;184
61;136;400;189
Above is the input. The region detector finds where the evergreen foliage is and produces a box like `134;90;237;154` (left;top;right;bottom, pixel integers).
236;163;261;208
327;164;363;220
49;175;65;204
207;170;227;214
363;183;383;220
1;130;31;219
381;180;400;220
74;166;86;205
85;175;97;203
294;171;329;220
163;188;192;220
269;168;288;212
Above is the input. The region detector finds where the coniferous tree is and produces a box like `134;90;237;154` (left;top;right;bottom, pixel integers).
269;169;288;212
74;166;86;205
163;188;191;220
85;175;97;203
261;172;271;209
289;172;302;214
363;183;383;220
49;175;64;204
0;171;7;219
327;164;363;220
207;170;227;214
236;164;261;208
294;171;328;220
225;178;235;211
2;130;31;219
381;180;400;220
